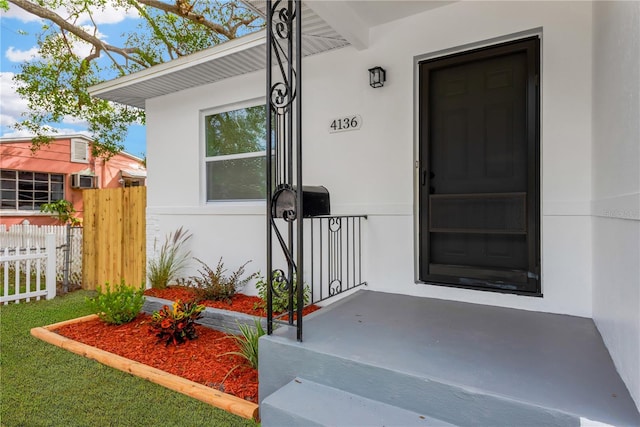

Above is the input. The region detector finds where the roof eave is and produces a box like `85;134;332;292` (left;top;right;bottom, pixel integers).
89;30;267;103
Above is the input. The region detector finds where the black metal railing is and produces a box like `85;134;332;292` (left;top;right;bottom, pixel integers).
265;0;367;340
307;215;367;304
266;0;305;339
268;214;368;334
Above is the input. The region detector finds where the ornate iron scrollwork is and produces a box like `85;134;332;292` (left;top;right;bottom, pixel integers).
266;0;304;340
270;269;290;300
329;279;343;297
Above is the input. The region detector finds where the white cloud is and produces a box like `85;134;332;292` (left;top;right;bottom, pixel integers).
0;128;35;138
0;72;89;138
77;5;140;25
5;46;41;62
0;114;17;127
0;5;42;22
0;128;92;139
72;39;96;59
0;72;28;124
4;32;108;64
62;115;88;126
0;3;139;25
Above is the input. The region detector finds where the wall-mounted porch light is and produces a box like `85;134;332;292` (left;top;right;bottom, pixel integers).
368;66;386;88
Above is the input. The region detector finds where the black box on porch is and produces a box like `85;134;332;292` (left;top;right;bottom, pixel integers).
272;185;330;220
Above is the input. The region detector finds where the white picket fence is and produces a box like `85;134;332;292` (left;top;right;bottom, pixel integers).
0;224;83;286
1;234;56;304
0;224;84;303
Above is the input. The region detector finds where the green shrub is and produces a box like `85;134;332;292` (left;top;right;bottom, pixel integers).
150;300;205;346
225;319;266;370
186;258;256;302
40;199;81;225
254;271;310;313
86;281;145;325
147;227;192;289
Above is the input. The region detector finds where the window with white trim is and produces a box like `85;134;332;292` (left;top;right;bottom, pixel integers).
0;169;65;211
204;104;266;201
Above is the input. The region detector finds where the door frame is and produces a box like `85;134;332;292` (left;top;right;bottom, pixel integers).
413;31;542;296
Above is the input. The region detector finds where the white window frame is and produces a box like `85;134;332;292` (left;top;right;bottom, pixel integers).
201;99;267;204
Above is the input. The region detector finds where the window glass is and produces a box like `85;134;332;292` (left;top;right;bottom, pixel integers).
1;170;15;179
1;190;15;199
204;104;266;201
34;181;49;191
206;157;266;200
1;179;16;190
0;169;65;211
18;180;34;190
1;200;16;209
205;105;266;157
34;191;49;201
18;171;33;180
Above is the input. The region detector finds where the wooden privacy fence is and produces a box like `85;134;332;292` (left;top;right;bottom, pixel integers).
82;187;146;290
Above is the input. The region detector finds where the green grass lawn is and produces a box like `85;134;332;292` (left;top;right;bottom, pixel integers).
0;291;258;427
0;269;46;296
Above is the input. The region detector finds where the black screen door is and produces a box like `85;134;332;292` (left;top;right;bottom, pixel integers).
418;37;540;294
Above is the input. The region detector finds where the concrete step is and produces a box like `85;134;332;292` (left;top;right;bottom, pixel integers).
258;290;622;426
261;377;455;427
260;334;582;426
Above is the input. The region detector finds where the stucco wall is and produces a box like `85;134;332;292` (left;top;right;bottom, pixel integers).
591;1;640;409
146;1;594;312
0;137;144;226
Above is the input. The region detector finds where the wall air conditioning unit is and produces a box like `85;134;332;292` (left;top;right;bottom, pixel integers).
71;173;97;189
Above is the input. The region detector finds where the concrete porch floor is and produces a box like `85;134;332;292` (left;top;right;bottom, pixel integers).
260;290;640;426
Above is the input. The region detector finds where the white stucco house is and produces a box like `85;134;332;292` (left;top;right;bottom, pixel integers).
91;1;639;424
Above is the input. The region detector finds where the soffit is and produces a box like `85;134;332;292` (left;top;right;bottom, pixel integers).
90;2;349;109
90;1;456;108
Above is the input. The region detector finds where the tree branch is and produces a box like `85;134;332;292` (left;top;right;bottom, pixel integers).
8;0;149;68
137;0;234;38
128;0;183;58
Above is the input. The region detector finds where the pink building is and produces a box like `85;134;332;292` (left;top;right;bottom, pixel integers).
0;135;146;226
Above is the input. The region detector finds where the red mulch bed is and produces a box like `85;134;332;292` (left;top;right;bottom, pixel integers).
144;286;321;318
53;288;321;404
55;314;259;402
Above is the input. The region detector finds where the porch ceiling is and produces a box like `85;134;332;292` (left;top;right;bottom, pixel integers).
89;1;454;109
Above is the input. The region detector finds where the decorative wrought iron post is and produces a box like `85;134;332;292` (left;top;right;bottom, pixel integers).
266;0;304;341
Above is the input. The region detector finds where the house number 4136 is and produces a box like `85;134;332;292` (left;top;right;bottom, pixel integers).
329;115;362;133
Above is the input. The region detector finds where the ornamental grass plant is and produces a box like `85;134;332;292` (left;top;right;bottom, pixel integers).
147;226;193;289
225;319;266;370
221;319;266;388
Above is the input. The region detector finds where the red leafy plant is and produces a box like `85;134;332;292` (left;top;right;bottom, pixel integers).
150;300;205;346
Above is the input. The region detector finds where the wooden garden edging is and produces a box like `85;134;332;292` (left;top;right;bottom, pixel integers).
30;315;259;421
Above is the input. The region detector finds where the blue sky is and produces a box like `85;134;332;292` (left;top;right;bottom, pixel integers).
0;4;147;157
